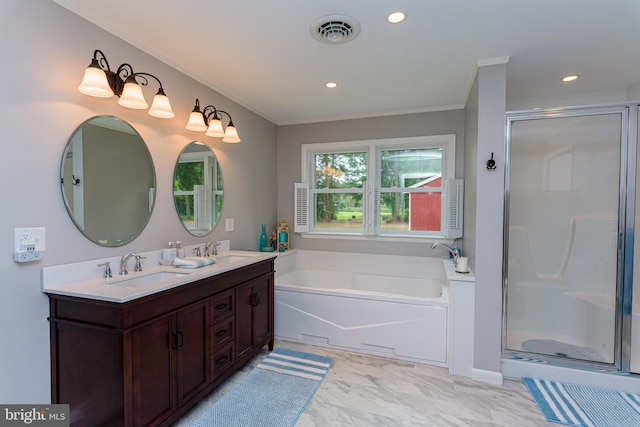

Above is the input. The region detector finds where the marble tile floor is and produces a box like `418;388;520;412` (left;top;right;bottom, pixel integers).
173;340;548;427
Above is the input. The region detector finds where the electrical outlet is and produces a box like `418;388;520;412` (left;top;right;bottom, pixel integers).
225;218;234;232
14;250;42;262
14;227;46;252
14;227;45;262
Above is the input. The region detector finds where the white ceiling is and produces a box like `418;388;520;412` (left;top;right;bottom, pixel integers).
54;0;640;125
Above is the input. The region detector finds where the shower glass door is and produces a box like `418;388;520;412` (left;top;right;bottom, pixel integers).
504;108;625;366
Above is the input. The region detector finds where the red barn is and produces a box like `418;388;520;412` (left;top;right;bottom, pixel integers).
409;175;441;231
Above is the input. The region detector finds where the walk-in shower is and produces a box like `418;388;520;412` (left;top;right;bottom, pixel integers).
503;104;639;378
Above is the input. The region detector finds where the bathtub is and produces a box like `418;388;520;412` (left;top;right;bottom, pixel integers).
274;250;449;366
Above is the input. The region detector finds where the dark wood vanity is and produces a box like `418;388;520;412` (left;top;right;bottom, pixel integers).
47;258;274;426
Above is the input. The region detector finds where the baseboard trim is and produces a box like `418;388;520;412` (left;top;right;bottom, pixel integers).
471;368;503;385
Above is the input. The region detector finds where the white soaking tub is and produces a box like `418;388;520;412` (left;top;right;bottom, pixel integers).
274;250;449;366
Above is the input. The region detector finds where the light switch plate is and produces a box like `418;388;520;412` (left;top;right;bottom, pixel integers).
225;218;234;232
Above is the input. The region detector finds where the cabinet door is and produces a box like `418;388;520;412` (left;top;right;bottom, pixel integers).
252;276;272;346
236;275;274;358
176;300;209;407
132;315;175;427
236;282;254;358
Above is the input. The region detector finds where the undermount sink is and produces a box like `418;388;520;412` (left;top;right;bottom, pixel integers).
107;270;192;288
215;255;254;264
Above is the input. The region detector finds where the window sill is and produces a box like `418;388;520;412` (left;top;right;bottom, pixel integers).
297;232;457;245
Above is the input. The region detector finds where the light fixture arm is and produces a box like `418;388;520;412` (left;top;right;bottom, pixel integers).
202;104;220;125
92;49;112;74
130;72;166;92
216;110;233;124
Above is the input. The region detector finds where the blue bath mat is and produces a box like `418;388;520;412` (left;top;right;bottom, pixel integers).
523;377;640;426
190;348;333;427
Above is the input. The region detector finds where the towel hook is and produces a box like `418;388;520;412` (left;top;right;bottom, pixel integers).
486;153;497;170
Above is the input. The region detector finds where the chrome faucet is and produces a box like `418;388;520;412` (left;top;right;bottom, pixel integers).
97;261;112;278
204;242;213;257
431;242;459;266
193;247;202;257
120;253;146;275
205;241;221;257
134;254;146;272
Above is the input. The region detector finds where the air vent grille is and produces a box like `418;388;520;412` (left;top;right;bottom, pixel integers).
310;15;361;45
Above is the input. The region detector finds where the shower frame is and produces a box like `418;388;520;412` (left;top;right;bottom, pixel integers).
502;103;639;373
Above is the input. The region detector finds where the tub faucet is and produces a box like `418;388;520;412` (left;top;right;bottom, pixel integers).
431;242;459;266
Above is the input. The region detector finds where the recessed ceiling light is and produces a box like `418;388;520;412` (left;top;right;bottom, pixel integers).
387;11;406;24
562;74;578;82
325;82;338;88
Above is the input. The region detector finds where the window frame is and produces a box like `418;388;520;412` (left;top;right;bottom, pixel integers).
300;135;457;241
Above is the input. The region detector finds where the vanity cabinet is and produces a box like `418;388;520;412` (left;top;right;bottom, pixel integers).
47;259;274;427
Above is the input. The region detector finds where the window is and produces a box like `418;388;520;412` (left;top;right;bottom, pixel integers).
297;135;462;239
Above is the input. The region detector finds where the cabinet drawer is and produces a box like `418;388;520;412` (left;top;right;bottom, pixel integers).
211;343;235;379
210;320;234;353
210;290;234;324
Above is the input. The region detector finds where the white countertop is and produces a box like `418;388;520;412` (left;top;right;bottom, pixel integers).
41;250;278;303
443;259;475;282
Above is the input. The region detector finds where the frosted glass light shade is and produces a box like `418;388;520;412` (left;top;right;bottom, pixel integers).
148;89;175;118
222;124;241;143
77;65;114;98
185;111;207;131
205;118;224;138
118;78;148;109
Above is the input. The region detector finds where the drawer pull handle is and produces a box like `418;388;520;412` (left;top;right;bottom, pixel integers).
215;303;229;310
215;329;229;338
216;356;230;365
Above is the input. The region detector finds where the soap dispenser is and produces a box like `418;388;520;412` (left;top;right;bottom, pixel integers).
176;241;185;258
163;242;177;260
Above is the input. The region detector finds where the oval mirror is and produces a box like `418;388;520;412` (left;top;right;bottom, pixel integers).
173;142;224;236
60;115;156;247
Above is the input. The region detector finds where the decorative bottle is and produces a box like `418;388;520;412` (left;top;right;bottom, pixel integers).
259;224;268;251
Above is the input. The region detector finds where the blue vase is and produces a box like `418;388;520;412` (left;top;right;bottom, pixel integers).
259;224;268;251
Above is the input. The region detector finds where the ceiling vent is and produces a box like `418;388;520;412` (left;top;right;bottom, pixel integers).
310;15;361;45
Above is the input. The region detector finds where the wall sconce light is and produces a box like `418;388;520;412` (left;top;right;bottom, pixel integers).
185;99;241;143
77;49;175;119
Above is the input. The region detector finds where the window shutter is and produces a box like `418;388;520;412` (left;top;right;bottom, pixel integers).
294;183;310;232
194;185;212;230
445;179;463;238
363;181;380;236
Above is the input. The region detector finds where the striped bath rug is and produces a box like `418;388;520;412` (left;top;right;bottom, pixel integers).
523;377;640;426
190;348;333;427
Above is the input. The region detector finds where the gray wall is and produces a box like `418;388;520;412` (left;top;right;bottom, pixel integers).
463;74;479;270
472;62;508;374
0;0;277;403
277;110;465;256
